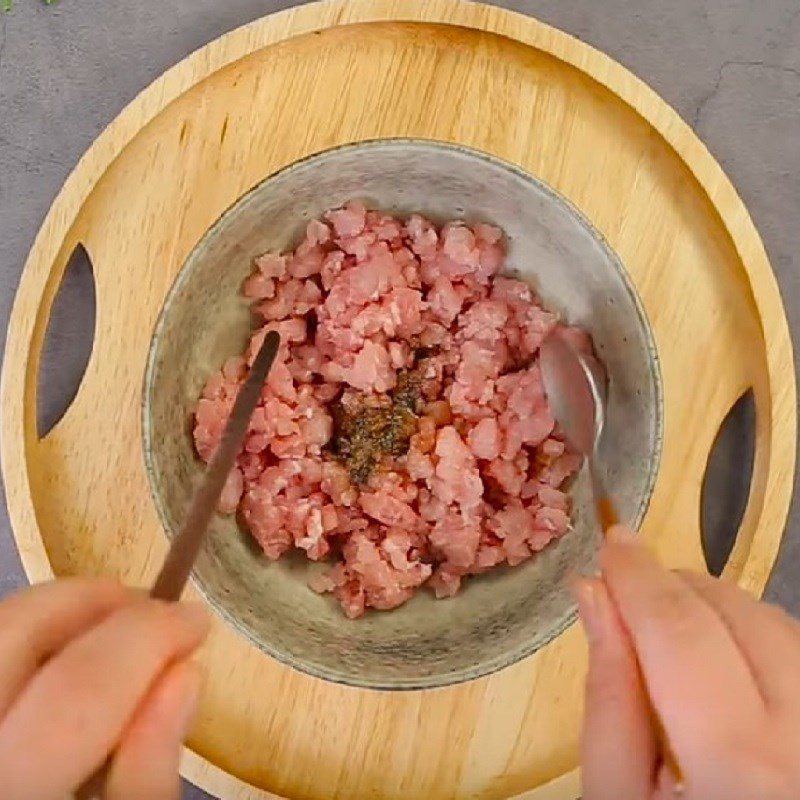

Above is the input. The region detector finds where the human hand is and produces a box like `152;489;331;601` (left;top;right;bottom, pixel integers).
0;578;210;800
574;527;800;800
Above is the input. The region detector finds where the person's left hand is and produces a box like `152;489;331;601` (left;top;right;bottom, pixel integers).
0;578;210;800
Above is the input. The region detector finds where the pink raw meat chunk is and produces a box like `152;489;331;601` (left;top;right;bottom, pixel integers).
192;203;592;617
467;418;502;461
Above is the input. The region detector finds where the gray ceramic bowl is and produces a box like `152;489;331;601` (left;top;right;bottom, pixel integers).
143;140;662;690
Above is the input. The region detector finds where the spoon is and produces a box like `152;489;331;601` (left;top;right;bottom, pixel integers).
539;330;685;791
539;332;618;531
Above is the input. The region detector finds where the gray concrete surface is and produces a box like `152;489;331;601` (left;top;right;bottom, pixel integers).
0;1;798;797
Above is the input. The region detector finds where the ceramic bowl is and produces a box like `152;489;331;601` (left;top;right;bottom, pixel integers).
143;139;662;689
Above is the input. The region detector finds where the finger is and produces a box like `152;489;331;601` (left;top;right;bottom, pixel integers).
601;528;765;757
105;660;200;800
0;600;209;799
0;578;133;717
653;763;681;800
677;570;800;707
574;577;657;800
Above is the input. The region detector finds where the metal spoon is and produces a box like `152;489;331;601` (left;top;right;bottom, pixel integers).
539;331;618;531
540;330;685;790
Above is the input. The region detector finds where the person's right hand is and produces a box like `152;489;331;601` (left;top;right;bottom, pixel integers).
0;578;209;800
574;527;800;800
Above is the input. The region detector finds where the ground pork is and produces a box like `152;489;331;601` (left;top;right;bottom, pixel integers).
192;202;589;618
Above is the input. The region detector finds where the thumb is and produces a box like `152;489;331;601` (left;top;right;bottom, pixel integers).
574;577;657;800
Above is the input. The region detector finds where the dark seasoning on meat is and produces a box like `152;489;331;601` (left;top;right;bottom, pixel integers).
328;352;436;484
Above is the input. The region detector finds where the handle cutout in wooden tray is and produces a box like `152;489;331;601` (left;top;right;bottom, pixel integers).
35;242;96;439
701;389;756;577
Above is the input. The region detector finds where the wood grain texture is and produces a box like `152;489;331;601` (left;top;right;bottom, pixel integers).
0;2;795;799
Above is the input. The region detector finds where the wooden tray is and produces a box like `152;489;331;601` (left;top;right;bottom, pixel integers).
1;2;795;798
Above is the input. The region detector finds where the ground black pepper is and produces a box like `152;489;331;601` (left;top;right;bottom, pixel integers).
328;361;429;484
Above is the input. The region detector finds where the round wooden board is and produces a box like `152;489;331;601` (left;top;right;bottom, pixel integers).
1;2;795;798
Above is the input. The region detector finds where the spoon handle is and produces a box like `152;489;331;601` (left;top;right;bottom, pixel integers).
588;457;619;532
588;457;685;791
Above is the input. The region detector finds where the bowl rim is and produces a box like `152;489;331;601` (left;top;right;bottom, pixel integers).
141;136;664;690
